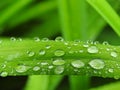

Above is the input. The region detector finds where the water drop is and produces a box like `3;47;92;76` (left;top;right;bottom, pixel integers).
10;37;16;41
110;51;117;58
0;40;2;44
103;41;109;45
55;36;64;42
54;50;65;56
1;72;8;77
41;62;48;66
33;66;40;71
79;50;83;53
54;66;64;74
87;46;98;53
45;45;51;49
34;37;40;42
18;38;22;41
94;41;99;45
89;59;105;69
108;68;114;73
27;51;35;57
48;65;54;69
53;59;65;65
39;50;46;56
83;44;89;47
69;50;74;54
64;42;68;45
71;60;85;68
15;65;28;73
41;38;49;42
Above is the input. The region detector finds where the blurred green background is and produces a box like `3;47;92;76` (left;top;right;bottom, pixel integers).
0;0;120;90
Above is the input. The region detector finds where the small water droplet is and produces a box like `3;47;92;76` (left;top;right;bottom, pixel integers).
89;59;105;69
69;50;74;54
41;38;49;42
10;37;16;41
18;38;22;41
55;37;64;42
53;59;65;65
64;42;68;45
15;65;29;73
71;60;85;68
108;68;114;73
103;41;109;45
33;66;40;71
34;37;40;42
48;65;54;69
87;46;99;53
94;41;99;45
54;50;65;56
83;44;89;47
1;72;8;77
0;40;2;44
110;51;117;58
54;66;64;74
41;62;48;66
45;45;51;49
79;50;83;53
39;50;46;56
27;51;35;57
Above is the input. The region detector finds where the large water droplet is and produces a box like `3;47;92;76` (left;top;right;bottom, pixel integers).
27;51;35;57
15;65;29;73
87;46;98;53
71;60;85;68
54;66;64;74
55;37;64;42
110;51;117;58
33;66;40;71
89;59;105;69
54;50;65;56
39;50;46;56
53;59;65;65
1;72;8;77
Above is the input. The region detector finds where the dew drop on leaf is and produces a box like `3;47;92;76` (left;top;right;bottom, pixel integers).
110;51;117;58
1;72;8;77
10;37;16;41
87;46;99;53
34;37;40;42
15;65;28;73
45;45;51;49
48;65;54;69
39;50;46;56
27;51;35;57
71;60;85;68
103;41;109;45
89;59;105;69
55;36;64;42
53;58;65;65
54;66;64;74
54;50;65;56
83;44;89;47
108;68;114;73
41;38;49;42
33;66;40;71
